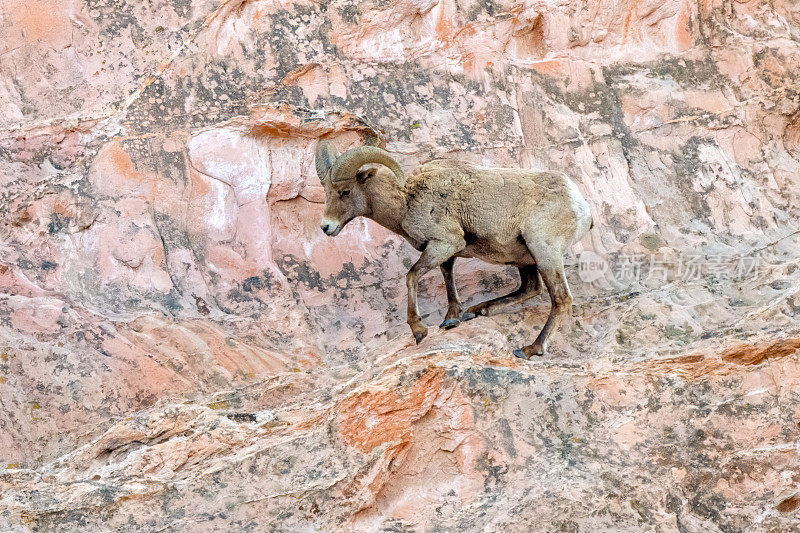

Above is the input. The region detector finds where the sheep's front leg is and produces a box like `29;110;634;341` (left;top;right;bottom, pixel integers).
407;240;462;344
439;257;462;329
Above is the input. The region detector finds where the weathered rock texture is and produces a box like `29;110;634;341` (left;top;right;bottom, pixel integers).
1;0;799;530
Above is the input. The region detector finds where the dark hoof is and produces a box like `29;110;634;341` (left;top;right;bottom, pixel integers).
460;311;477;322
439;318;461;329
513;349;528;360
414;332;426;344
529;343;546;357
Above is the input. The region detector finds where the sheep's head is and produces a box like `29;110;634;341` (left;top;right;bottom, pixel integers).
315;142;405;237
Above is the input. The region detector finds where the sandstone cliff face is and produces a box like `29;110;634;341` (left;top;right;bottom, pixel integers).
1;0;799;530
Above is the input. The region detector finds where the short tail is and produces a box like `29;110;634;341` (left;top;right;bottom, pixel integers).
589;217;594;230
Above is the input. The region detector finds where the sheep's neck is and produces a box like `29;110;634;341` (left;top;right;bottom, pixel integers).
364;170;412;242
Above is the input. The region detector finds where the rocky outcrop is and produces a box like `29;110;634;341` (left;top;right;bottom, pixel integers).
1;0;799;530
2;334;799;530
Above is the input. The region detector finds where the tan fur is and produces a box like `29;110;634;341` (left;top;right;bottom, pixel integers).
317;144;592;357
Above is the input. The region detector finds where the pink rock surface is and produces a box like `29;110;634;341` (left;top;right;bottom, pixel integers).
1;0;800;530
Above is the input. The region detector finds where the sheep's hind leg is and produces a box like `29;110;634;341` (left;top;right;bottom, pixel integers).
439;257;463;329
513;248;572;358
407;240;463;343
461;265;541;321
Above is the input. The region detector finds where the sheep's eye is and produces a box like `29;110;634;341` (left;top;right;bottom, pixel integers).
340;190;351;197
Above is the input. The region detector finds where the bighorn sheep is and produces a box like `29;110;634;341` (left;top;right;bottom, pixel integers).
315;141;592;358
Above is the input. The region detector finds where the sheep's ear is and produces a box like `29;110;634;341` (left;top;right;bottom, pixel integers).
356;168;376;183
315;141;339;183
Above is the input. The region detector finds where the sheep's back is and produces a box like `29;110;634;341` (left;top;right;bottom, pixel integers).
408;160;578;241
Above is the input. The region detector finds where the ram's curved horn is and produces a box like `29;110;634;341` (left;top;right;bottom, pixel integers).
329;146;406;186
